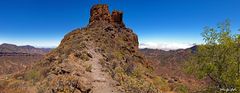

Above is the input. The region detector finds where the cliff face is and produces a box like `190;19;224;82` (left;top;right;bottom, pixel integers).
0;4;167;93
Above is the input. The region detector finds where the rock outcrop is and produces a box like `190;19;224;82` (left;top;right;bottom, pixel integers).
89;4;112;24
0;4;166;93
89;4;125;28
111;11;125;27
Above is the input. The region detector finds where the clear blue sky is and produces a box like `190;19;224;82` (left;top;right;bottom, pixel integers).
0;0;240;48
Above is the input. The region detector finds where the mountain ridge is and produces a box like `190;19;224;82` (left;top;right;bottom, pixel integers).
0;43;52;55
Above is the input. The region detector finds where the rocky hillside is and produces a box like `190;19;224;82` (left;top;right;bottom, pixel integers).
0;44;51;76
0;53;43;76
141;47;209;92
0;4;172;93
0;43;51;55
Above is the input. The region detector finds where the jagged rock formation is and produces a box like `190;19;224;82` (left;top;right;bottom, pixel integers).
89;5;112;24
89;5;125;28
0;4;168;93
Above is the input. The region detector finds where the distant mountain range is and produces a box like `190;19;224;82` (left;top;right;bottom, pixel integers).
0;43;52;55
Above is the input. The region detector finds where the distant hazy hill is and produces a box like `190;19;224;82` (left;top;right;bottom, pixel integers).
0;43;52;55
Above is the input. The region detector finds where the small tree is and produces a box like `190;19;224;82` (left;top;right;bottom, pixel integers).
186;20;240;92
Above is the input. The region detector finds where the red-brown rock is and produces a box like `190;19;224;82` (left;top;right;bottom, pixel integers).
89;4;125;28
111;11;125;27
89;4;112;25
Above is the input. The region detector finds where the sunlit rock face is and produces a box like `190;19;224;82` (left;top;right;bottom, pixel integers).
89;4;125;28
89;4;112;24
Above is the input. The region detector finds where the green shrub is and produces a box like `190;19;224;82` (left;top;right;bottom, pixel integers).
85;64;92;72
131;64;145;78
99;58;105;66
175;84;188;93
113;66;161;93
74;51;91;61
24;69;40;83
114;51;124;60
153;76;169;91
0;80;8;89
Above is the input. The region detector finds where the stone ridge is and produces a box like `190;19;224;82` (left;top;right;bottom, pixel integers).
89;4;125;27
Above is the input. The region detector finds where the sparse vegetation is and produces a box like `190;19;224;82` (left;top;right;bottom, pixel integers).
174;84;188;93
114;51;124;60
0;80;8;89
0;54;43;76
24;69;41;84
74;51;91;61
85;64;92;72
110;63;168;93
153;76;169;91
99;58;105;66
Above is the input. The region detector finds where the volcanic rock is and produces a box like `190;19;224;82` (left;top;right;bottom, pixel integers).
89;4;112;25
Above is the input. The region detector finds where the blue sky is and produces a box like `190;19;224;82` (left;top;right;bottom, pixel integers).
0;0;240;49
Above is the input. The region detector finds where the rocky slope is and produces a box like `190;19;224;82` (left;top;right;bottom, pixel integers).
0;53;43;76
141;47;209;92
0;43;51;55
0;4;170;93
0;44;51;76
